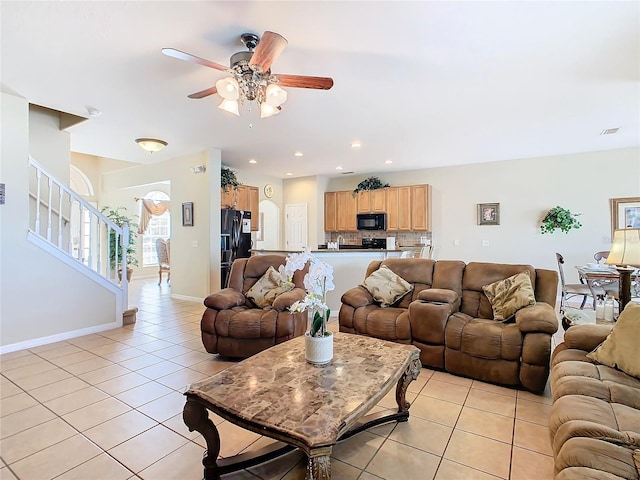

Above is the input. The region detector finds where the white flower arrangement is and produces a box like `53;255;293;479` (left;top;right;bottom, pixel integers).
279;248;335;337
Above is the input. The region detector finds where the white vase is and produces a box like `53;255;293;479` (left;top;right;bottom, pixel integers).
304;331;333;365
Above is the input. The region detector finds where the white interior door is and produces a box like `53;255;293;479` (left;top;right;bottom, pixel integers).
285;204;308;251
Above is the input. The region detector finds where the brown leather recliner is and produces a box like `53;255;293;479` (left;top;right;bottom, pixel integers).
201;255;308;358
340;259;559;393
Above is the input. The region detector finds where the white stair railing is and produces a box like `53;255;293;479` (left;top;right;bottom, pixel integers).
28;156;129;310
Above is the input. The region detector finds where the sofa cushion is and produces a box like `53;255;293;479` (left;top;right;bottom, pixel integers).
482;271;536;320
246;266;294;309
587;302;640;378
362;264;413;307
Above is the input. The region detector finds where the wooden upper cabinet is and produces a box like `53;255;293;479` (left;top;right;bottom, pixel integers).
221;187;236;209
357;190;386;213
386;187;399;231
248;186;259;231
336;191;357;231
324;192;337;232
411;184;432;231
236;185;250;211
386;186;411;231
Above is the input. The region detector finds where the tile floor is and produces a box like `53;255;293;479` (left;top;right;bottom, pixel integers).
0;279;564;480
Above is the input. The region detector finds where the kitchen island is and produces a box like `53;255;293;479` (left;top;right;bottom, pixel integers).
251;248;405;313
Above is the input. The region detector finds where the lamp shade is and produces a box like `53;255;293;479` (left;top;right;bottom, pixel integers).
260;102;280;119
217;98;240;116
135;138;168;153
265;84;287;107
215;77;240;100
605;228;640;267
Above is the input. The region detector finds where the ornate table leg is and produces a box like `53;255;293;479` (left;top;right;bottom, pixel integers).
395;357;422;415
306;454;331;480
183;397;221;480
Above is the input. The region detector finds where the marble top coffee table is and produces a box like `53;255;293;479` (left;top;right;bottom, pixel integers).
183;332;421;480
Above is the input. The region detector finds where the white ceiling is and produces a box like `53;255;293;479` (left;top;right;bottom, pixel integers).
2;1;639;179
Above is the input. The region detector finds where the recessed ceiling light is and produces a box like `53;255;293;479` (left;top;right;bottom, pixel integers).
351;142;362;149
385;159;393;164
249;159;257;164
286;172;293;176
336;166;343;170
294;151;304;157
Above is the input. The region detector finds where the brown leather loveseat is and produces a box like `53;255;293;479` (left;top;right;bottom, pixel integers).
340;259;559;393
201;254;308;358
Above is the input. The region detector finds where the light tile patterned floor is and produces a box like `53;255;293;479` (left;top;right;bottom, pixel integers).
0;279;559;479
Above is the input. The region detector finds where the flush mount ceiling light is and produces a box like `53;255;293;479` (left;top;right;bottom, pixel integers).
135;138;168;153
162;31;333;119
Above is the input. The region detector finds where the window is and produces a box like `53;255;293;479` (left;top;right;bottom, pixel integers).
142;191;170;267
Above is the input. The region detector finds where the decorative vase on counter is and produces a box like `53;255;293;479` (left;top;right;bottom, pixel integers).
305;331;333;365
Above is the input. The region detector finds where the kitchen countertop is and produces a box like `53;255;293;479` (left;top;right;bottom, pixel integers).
252;248;404;253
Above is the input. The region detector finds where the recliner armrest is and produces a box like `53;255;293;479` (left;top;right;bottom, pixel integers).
563;324;613;352
341;286;374;308
417;288;460;307
272;287;307;311
203;288;246;310
514;302;558;334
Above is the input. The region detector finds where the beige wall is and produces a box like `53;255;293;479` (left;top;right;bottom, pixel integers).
325;148;640;284
1;93;118;349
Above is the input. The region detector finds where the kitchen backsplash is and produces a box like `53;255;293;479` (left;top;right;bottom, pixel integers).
324;231;432;247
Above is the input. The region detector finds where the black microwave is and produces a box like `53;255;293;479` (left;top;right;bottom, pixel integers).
357;213;387;231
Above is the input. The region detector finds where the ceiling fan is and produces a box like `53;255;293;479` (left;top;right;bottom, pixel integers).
162;31;334;118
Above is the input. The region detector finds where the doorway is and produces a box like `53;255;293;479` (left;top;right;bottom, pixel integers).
285;203;308;251
256;199;280;250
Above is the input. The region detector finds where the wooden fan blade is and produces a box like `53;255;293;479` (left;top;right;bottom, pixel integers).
249;31;288;72
188;86;218;99
275;74;334;90
162;48;227;71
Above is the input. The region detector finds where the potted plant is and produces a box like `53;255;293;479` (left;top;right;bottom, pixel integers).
101;206;139;281
540;206;582;234
221;165;241;192
352;176;390;196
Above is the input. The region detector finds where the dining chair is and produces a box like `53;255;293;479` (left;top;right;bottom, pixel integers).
156;238;170;285
593;250;610;263
418;245;433;259
555;252;604;310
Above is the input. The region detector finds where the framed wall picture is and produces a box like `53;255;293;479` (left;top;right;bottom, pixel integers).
611;197;640;236
477;203;500;225
182;202;194;227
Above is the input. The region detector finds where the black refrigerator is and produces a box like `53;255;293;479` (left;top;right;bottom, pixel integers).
220;209;252;288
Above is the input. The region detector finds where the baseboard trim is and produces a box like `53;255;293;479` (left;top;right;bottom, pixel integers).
0;321;120;355
170;293;203;304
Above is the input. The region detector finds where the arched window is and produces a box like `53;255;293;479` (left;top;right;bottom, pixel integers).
142;191;170;267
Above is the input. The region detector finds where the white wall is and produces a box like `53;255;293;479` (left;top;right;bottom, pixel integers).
101;150;221;299
326;148;640;284
1;93;118;349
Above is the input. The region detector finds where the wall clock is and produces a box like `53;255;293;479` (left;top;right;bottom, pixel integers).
264;184;274;198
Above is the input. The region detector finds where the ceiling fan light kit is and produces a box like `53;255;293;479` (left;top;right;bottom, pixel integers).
135;138;168;153
163;31;333;119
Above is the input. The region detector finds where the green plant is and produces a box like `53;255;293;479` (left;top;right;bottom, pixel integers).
101;206;139;268
352;176;390;196
221;165;241;192
540;206;582;234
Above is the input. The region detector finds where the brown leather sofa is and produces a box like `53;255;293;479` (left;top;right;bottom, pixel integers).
340;259;559;393
549;324;640;479
201;255;308;358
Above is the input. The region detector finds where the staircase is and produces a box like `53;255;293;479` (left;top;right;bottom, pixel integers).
27;156;132;323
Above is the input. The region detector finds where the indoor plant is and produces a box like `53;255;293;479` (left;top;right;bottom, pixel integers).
540;206;582;234
101;206;139;280
281;248;335;364
352;176;390;196
221;165;241;192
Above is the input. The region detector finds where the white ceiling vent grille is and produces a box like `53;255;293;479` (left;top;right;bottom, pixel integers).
600;128;620;135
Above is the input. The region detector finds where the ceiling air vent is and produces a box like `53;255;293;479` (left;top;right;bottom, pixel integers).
600;128;620;135
341;171;355;175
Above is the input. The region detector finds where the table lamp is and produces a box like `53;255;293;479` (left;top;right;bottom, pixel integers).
605;228;640;312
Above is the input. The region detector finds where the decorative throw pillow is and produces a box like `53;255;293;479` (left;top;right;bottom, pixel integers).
246;266;294;309
586;302;640;378
362;265;413;307
482;271;536;321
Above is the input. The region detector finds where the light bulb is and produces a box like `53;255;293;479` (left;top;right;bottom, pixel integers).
218;99;240;116
265;84;287;107
215;77;240;100
260;102;280;118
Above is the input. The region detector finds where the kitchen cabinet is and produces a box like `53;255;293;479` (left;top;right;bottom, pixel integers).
411;184;432;231
221;185;260;231
336;191;357;231
221;187;236;209
386;186;412;231
357;189;386;213
324;192;337;232
248;186;259;231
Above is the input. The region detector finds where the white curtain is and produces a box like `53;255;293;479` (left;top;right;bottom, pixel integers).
138;199;170;234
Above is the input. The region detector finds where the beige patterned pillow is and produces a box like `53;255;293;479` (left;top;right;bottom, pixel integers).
482;271;536;320
587;302;640;378
362;265;413;307
246;266;294;309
